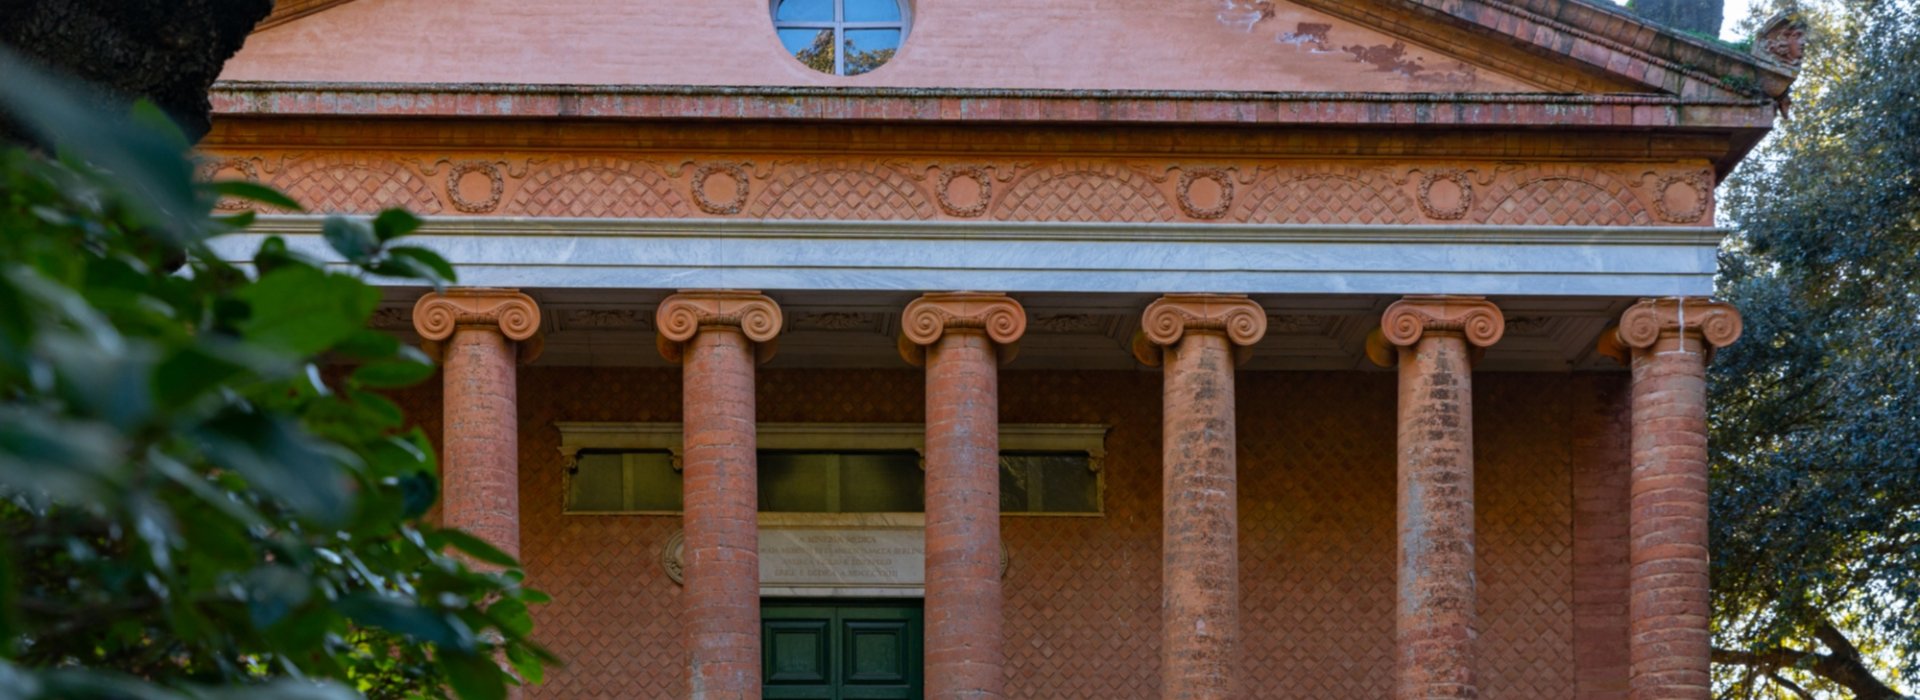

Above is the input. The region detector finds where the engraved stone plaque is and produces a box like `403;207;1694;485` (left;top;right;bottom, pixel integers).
759;527;924;589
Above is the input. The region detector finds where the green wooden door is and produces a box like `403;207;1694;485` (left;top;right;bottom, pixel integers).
763;602;922;700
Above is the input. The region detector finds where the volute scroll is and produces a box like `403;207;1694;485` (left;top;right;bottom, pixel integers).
410;288;544;363
898;292;1028;367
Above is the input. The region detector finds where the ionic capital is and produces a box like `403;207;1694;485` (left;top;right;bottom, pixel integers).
1130;294;1267;367
1596;297;1742;365
655;290;784;364
898;292;1028;367
411;288;543;363
1366;295;1504;367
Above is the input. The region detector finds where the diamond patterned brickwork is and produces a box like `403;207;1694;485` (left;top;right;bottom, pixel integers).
274;154;444;214
751;167;937;220
1571;374;1633;700
1238;173;1418;225
1476;375;1578;699
380;368;1619;698
1237;372;1399;698
1482;167;1651;226
992;166;1178;223
511;158;690;218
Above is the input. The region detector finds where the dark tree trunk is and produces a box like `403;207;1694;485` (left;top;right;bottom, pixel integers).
1630;0;1724;37
0;0;274;144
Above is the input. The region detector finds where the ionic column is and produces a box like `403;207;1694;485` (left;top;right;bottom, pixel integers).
412;289;543;559
1598;298;1741;700
900;293;1027;700
1368;295;1504;700
1132;294;1267;700
657;291;784;700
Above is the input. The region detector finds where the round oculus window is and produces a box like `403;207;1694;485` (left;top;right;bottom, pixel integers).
772;0;907;76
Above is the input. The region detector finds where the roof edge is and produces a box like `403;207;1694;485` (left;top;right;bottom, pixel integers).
1428;0;1799;99
208;81;1776;132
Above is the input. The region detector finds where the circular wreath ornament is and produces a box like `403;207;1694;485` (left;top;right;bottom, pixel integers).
936;166;993;218
661;531;685;585
691;162;751;215
197;158;261;211
1176;168;1235;220
446;161;505;213
1652;173;1712;223
1417;171;1473;221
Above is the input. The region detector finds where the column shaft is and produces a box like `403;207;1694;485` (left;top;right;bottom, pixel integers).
1395;332;1478;699
924;331;1005;700
1161;330;1239;700
682;327;761;700
442;328;523;556
1600;297;1739;700
1627;335;1711;700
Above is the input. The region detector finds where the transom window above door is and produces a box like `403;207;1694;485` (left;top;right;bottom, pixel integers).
557;423;1108;515
771;0;908;76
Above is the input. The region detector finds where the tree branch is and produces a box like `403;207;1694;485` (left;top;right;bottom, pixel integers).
1714;623;1911;700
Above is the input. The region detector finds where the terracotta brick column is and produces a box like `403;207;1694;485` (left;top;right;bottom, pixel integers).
657;291;784;700
900;292;1027;700
1598;298;1741;700
1132;294;1267;700
1369;295;1505;700
412;289;543;558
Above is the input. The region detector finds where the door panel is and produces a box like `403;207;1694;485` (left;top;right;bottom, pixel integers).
764;602;922;700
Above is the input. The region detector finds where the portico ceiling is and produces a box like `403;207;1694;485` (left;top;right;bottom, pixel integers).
369;287;1634;373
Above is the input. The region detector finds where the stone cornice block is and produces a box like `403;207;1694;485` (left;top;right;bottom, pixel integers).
897;292;1028;367
655;290;784;365
1366;295;1505;367
1596;297;1742;364
1131;294;1267;367
411;288;543;363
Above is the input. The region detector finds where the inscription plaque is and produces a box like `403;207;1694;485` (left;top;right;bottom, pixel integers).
760;527;924;588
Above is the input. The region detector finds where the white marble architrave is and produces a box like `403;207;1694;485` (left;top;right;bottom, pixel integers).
227;217;1724;298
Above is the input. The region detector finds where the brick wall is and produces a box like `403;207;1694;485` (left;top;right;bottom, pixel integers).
388;368;1630;698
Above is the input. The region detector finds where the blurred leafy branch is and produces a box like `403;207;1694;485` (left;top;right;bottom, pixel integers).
0;48;553;699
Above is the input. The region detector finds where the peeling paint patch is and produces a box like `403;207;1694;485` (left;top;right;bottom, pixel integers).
1343;42;1482;87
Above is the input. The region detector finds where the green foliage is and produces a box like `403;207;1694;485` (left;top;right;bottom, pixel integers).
0;50;553;699
1712;0;1920;696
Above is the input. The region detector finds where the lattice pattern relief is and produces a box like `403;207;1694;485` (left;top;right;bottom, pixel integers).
275;154;444;214
993;166;1178;222
1482;167;1650;226
751;166;936;220
1475;375;1578;699
511;159;690;218
1238;173;1418;225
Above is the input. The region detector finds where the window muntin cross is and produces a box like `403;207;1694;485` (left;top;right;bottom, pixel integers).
772;0;907;76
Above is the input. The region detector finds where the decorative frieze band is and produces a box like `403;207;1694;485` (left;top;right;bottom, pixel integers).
195;151;1718;227
898;292;1028;367
1596;297;1743;364
411;288;544;362
653;290;784;364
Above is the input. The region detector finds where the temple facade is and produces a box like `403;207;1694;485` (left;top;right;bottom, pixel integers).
203;0;1800;697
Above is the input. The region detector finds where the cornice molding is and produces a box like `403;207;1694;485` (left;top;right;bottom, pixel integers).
654;290;784;365
1596;297;1742;364
898;293;1028;368
1131;294;1268;367
411;288;542;363
1366;295;1505;367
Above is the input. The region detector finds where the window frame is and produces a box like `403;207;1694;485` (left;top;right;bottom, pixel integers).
557;422;1108;517
769;0;911;76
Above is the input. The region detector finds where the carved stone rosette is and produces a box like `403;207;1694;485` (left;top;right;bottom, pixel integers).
1131;294;1268;367
654;290;784;364
1366;295;1505;367
897;292;1028;367
1596;297;1742;364
411;288;544;363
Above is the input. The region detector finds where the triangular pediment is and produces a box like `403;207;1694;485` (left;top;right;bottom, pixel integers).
224;0;1786;101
